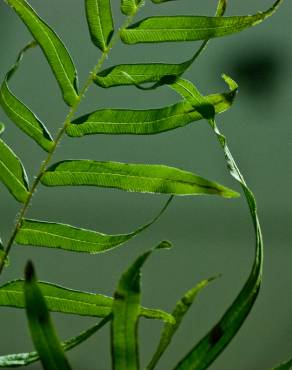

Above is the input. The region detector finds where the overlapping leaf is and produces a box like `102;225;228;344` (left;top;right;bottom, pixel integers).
40;160;239;198
0;316;111;367
15;197;172;253
0;279;174;323
120;0;282;44
147;277;217;370
5;0;79;106
0;139;29;203
24;262;72;370
94;62;190;88
85;0;114;51
94;0;226;89
111;240;171;370
167;79;264;370
0;122;4;135
66;86;236;136
0;42;54;152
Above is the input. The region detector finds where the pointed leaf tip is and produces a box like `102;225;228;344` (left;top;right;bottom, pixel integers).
25;260;35;282
121;0;283;44
41;160;239;199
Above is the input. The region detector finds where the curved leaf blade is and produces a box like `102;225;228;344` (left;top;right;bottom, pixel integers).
0;316;110;367
41;160;239;198
85;0;114;51
5;0;79;106
120;0;282;44
0;279;174;323
170;78;264;370
147;277;217;370
24;261;72;370
15;197;172;253
111;240;172;370
0;139;29;203
95;0;227;89
0;42;54;152
66;86;237;136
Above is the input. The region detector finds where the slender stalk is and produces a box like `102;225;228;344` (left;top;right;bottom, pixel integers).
0;9;140;275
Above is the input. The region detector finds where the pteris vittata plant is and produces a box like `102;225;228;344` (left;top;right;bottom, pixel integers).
0;0;290;369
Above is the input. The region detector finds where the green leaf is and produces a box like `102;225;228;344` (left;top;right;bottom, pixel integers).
147;277;218;370
0;279;174;323
94;62;190;88
85;0;114;52
111;240;171;370
0;315;111;367
0;139;29;203
121;0;143;16
271;358;292;370
120;0;282;44
169;79;264;370
15;197;172;253
0;42;54;152
94;0;227;89
24;261;72;370
41;160;239;198
0;122;4;135
66;85;236;136
5;0;79;106
0;239;9;268
169;75;238;122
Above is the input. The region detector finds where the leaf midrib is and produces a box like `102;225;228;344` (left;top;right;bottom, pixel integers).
18;227;127;247
45;169;220;192
125;16;262;33
1;83;47;138
0;158;27;191
14;0;74;91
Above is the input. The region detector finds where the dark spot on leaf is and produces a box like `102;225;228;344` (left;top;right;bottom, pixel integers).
210;324;223;346
114;291;125;300
181;296;191;307
195;103;215;120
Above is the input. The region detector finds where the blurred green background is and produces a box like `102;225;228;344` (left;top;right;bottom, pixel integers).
0;1;291;369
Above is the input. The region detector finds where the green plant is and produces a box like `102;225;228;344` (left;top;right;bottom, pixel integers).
0;0;290;369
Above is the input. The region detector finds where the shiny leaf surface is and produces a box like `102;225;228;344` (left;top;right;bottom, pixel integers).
121;0;282;44
41;160;239;198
